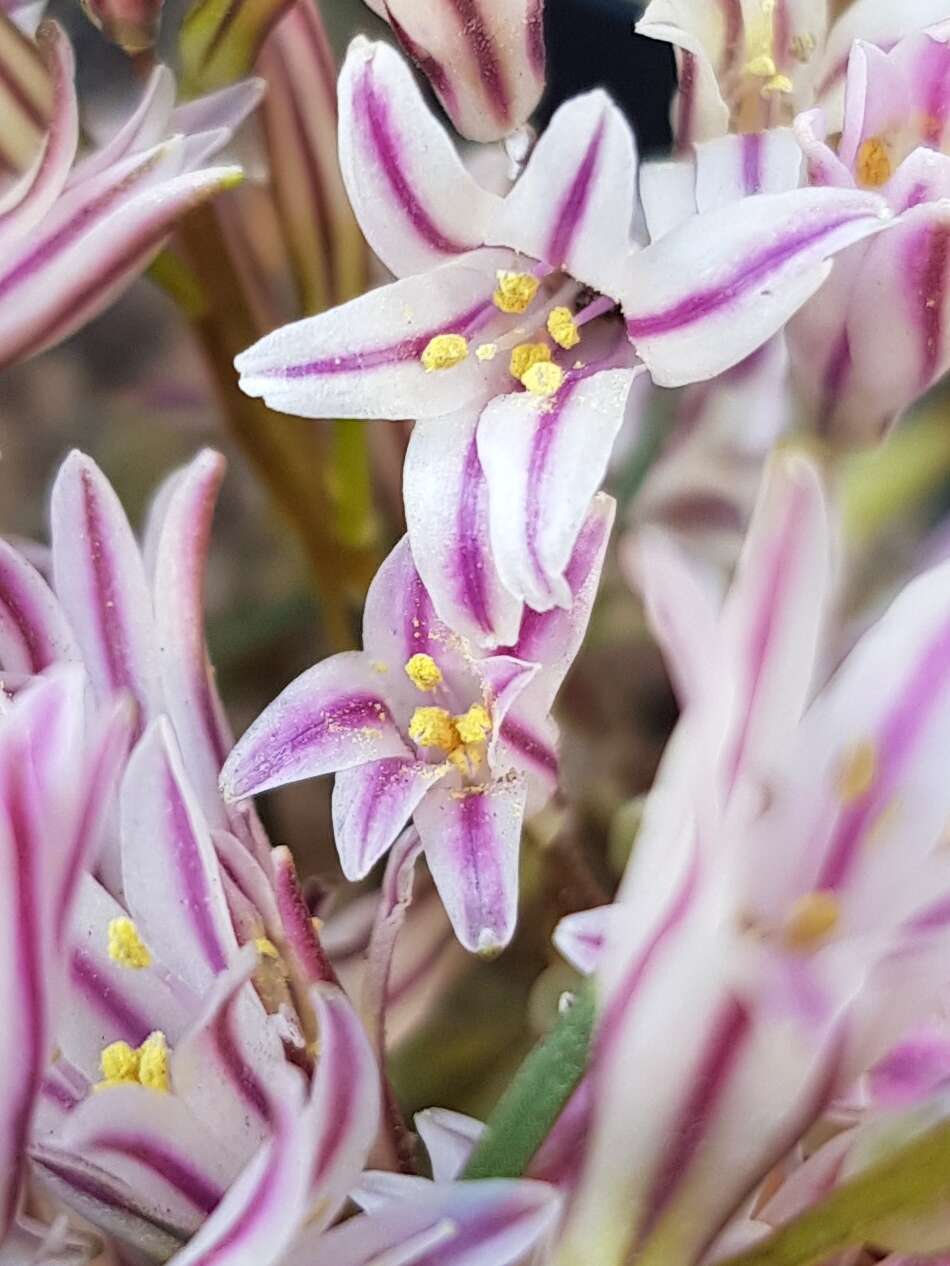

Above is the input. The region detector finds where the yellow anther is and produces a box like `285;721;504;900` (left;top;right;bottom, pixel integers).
137;1032;170;1093
509;341;551;381
107;917;151;970
405;653;443;692
837;741;877;803
255;936;279;958
547;306;580;350
493;270;540;315
476;342;499;361
522;361;565;397
454;703;492;745
744;0;791;92
783;891;840;951
421;333;469;372
409;706;458;751
762;73;793;95
99;1041;140;1087
856;138;892;188
746;53;777;78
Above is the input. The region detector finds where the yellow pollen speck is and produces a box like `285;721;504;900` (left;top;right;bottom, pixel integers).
421;333;468;372
99;1041;139;1086
783;891;840;950
762;72;793;95
408;706;457;751
746;53;777;78
522;361;565;397
476;342;499;361
137;1032;170;1093
547;306;580;350
454;703;492;745
107;917;151;970
509;341;551;381
493;270;540;315
856;138;892;188
255;936;279;958
837;741;877;803
405;653;443;692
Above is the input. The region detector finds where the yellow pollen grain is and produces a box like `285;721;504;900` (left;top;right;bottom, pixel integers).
509;341;551;381
421;333;468;372
746;53;778;78
547;306;581;350
99;1041;139;1086
404;653;443;692
762;72;793;95
522;361;565;397
476;342;499;361
255;936;279;958
837;740;877;803
783;891;840;951
454;703;492;745
408;706;458;751
137;1032;170;1093
493;270;540;315
856;138;892;188
107;917;151;970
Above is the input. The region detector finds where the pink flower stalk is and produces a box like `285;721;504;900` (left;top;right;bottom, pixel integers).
789;31;950;440
637;0;950;145
0;22;261;370
361;0;546;142
550;451;950;1266
236;37;890;643
221;494;614;955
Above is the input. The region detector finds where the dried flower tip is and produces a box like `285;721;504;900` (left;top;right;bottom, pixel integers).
421;333;469;371
494;270;541;315
405;653;443;692
548;306;581;350
107;916;151;970
509;341;551;380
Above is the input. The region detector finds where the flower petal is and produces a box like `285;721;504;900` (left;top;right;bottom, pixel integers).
693;129;802;212
622;186;892;386
0;537;78;674
220;652;410;801
554;904;613;975
638;155;698;241
477;367;638;611
338;38;500;278
333;759;445;881
636;0;730;144
404;413;524;649
0;10;53;175
66;66;175;190
415;776;527;955
415;1107;483;1183
234;248;515;421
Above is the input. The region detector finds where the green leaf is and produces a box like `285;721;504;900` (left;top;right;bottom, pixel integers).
461;984;595;1181
178;0;293;92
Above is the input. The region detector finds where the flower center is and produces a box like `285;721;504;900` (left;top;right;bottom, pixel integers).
408;702;493;773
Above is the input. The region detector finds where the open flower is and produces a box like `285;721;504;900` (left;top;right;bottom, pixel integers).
0;21;261;370
221;495;614;956
637;0;950;145
236;37;889;639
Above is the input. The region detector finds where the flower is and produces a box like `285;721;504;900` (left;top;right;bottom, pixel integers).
548;451;950;1266
236;37;890;641
221;494;614;956
0;21;261;370
637;0;950;145
788;31;950;440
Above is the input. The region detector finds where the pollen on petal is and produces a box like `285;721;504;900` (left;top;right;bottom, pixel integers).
454;703;492;745
409;706;457;751
837;740;877;803
547;307;580;350
137;1032;170;1093
421;333;469;372
493;270;541;315
405;653;443;692
99;1041;140;1087
476;342;499;361
783;891;840;951
522;361;565;397
856;138;892;189
107;917;152;970
509;341;551;381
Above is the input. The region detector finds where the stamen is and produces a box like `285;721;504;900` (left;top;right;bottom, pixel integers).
405;653;443;692
107;917;151;970
98;1032;171;1092
493;270;541;315
255;936;279;958
454;703;492;745
856;138;892;189
99;1041;139;1087
522;361;565;397
837;741;877;803
509;341;551;380
137;1032;170;1093
476;342;499;361
744;0;793;93
421;333;469;372
408;706;457;751
547;307;581;350
783;891;840;950
575;295;616;328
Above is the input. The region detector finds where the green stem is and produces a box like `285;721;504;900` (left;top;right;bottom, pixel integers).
328;418;378;551
461;984;595;1181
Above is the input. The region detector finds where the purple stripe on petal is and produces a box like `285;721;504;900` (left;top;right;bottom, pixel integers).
817;331;852;436
908;219;950;386
69;949;152;1044
742;133;763;195
385;11;458;119
273;847;338;985
545;117;605;266
89;1133;223;1215
526;0;545;74
310;1001;359;1188
448;0;509;126
212;995;270;1121
0;539;72;673
455;435;496;637
165;764;229;976
675;51;696;148
499;716;557;777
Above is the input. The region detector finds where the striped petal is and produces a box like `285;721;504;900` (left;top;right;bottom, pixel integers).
0;10;52;176
0;538;77;674
415;775;527;956
553;904;613;975
376;0;546;143
339;38;500;278
477;367;639;612
178;0;293;91
220;652;410;801
415;1108;483;1182
51;451;161;729
332;758;445;881
693;129;802;211
489;90;639;298
234;248;514;421
636;0;731;145
404;413;524;649
622;186;892;386
121;718;238;994
65;65;174;189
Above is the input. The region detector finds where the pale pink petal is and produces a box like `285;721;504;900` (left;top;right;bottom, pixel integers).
636;1;731;144
404;414;524;649
415;1108;483;1182
553;904;614;975
693;129;802;212
415;776;527;955
66;65;175;189
339;38;500;277
0;537;78;673
794;107;854;188
220;652;410;801
333;759;446;881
